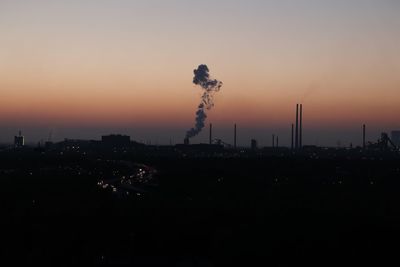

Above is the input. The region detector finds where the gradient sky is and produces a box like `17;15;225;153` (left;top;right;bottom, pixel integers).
1;0;399;146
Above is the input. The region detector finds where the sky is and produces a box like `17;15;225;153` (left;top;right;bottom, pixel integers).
0;0;399;146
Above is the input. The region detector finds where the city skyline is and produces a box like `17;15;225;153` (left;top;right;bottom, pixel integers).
1;0;399;145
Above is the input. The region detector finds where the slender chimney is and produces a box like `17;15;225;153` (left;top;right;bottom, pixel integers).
363;124;366;149
295;104;299;150
291;123;294;150
300;104;303;149
234;124;237;149
272;134;275;148
209;123;212;145
276;136;279;148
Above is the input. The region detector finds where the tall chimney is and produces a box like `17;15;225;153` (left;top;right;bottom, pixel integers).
295;104;299;150
276;136;279;148
209;123;212;145
300;104;303;149
272;134;275;148
363;124;366;149
234;124;237;149
291;123;294;150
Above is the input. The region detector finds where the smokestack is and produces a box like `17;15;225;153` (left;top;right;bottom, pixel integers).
184;137;189;145
277;136;279;148
272;134;275;148
209;123;212;145
291;123;294;150
295;104;299;150
363;124;366;149
234;124;237;149
300;104;303;149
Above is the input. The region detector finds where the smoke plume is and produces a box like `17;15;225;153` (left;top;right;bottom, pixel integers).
186;65;223;139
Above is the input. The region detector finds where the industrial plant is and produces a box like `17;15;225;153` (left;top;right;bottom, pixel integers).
6;102;399;159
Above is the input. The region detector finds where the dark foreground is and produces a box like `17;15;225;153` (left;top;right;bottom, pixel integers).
1;152;400;266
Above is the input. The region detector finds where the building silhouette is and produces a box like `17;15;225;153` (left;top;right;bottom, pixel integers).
14;131;24;148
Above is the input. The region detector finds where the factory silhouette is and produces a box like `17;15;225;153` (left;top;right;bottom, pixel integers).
8;103;400;157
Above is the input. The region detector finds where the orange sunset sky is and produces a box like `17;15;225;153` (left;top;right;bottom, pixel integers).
0;0;399;146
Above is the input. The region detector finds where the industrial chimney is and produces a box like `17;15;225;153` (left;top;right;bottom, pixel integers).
291;123;294;150
272;134;275;148
234;124;237;149
209;123;213;145
300;104;303;149
295;104;299;150
294;104;303;150
363;124;366;149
